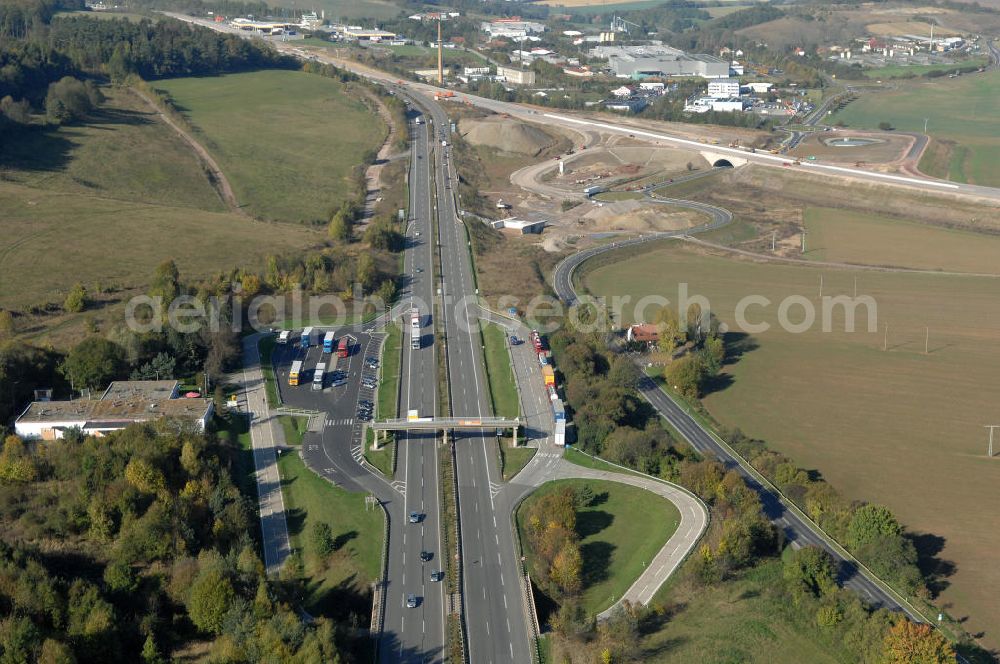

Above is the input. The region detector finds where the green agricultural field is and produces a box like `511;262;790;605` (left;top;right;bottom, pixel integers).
583;242;1000;647
0;86;222;211
277;448;384;618
802;206;1000;273
155;70;387;223
833;69;1000;186
0;181;316;311
517;478;680;616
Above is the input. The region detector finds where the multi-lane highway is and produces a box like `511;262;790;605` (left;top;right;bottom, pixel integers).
422;99;536;663
386;108;447;663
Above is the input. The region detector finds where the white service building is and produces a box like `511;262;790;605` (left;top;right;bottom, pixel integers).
708;78;741;98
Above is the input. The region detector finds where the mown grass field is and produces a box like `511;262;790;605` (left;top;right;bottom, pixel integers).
155;70;387;223
0;180;315;310
0;86;222;210
833;69;1000;186
309;0;401;20
517;478;679;616
277;448;384;617
377;322;402;419
802;206;1000;273
583;242;1000;648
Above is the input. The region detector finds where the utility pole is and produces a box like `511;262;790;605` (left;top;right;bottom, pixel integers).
819;274;824;298
985;425;999;457
854;276;857;298
771;231;776;252
883;323;888;351
924;117;929;134
801;228;807;253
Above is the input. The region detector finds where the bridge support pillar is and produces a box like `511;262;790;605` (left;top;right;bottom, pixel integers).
513;425;519;447
442;429;449;446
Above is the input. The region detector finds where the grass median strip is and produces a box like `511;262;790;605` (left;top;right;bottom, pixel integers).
258;335;280;408
364;428;394;478
480;322;520;418
501;445;537;481
377;322;402;419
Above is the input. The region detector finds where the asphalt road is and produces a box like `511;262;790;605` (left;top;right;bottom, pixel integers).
238;333;292;574
386;112;448;664
551;230;923;622
419;98;536;663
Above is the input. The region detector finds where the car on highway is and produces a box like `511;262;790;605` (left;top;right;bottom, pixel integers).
415;267;423;273
409;511;422;523
415;231;421;237
406;594;418;609
430;570;443;582
420;551;432;562
510;336;521;345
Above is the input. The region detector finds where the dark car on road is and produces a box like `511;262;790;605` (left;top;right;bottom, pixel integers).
420;551;432;562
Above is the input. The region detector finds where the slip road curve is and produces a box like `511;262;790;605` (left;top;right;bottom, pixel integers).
550;200;928;623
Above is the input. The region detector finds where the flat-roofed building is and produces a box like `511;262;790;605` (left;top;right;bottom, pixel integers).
592;44;730;79
15;379;214;440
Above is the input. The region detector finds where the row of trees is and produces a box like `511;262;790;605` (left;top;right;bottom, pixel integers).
726;429;931;598
0;424;346;661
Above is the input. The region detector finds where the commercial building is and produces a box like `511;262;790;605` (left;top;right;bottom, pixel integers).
708;77;741;98
14;380;214;440
684;97;745;113
481;18;546;39
340;26;396;41
592;44;730;79
497;66;536;86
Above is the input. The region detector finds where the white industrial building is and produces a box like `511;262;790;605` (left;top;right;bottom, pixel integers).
14;380;214;440
684;97;745;113
496;66;536;86
708;77;741;98
591;44;730;79
481;19;546;39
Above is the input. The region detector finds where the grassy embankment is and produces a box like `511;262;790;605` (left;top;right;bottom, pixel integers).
154;69;386;223
582;240;1000;648
833;69;1000;186
516;479;679;616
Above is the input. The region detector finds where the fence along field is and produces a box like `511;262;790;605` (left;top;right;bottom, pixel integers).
153;69;387;224
582;242;1000;650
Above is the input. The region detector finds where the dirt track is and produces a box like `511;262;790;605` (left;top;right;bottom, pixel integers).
130;87;245;216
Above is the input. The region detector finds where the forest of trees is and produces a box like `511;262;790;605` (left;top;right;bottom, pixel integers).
0;423;347;661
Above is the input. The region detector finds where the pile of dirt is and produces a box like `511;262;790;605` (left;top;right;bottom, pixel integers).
460;117;559;156
573;199;702;233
